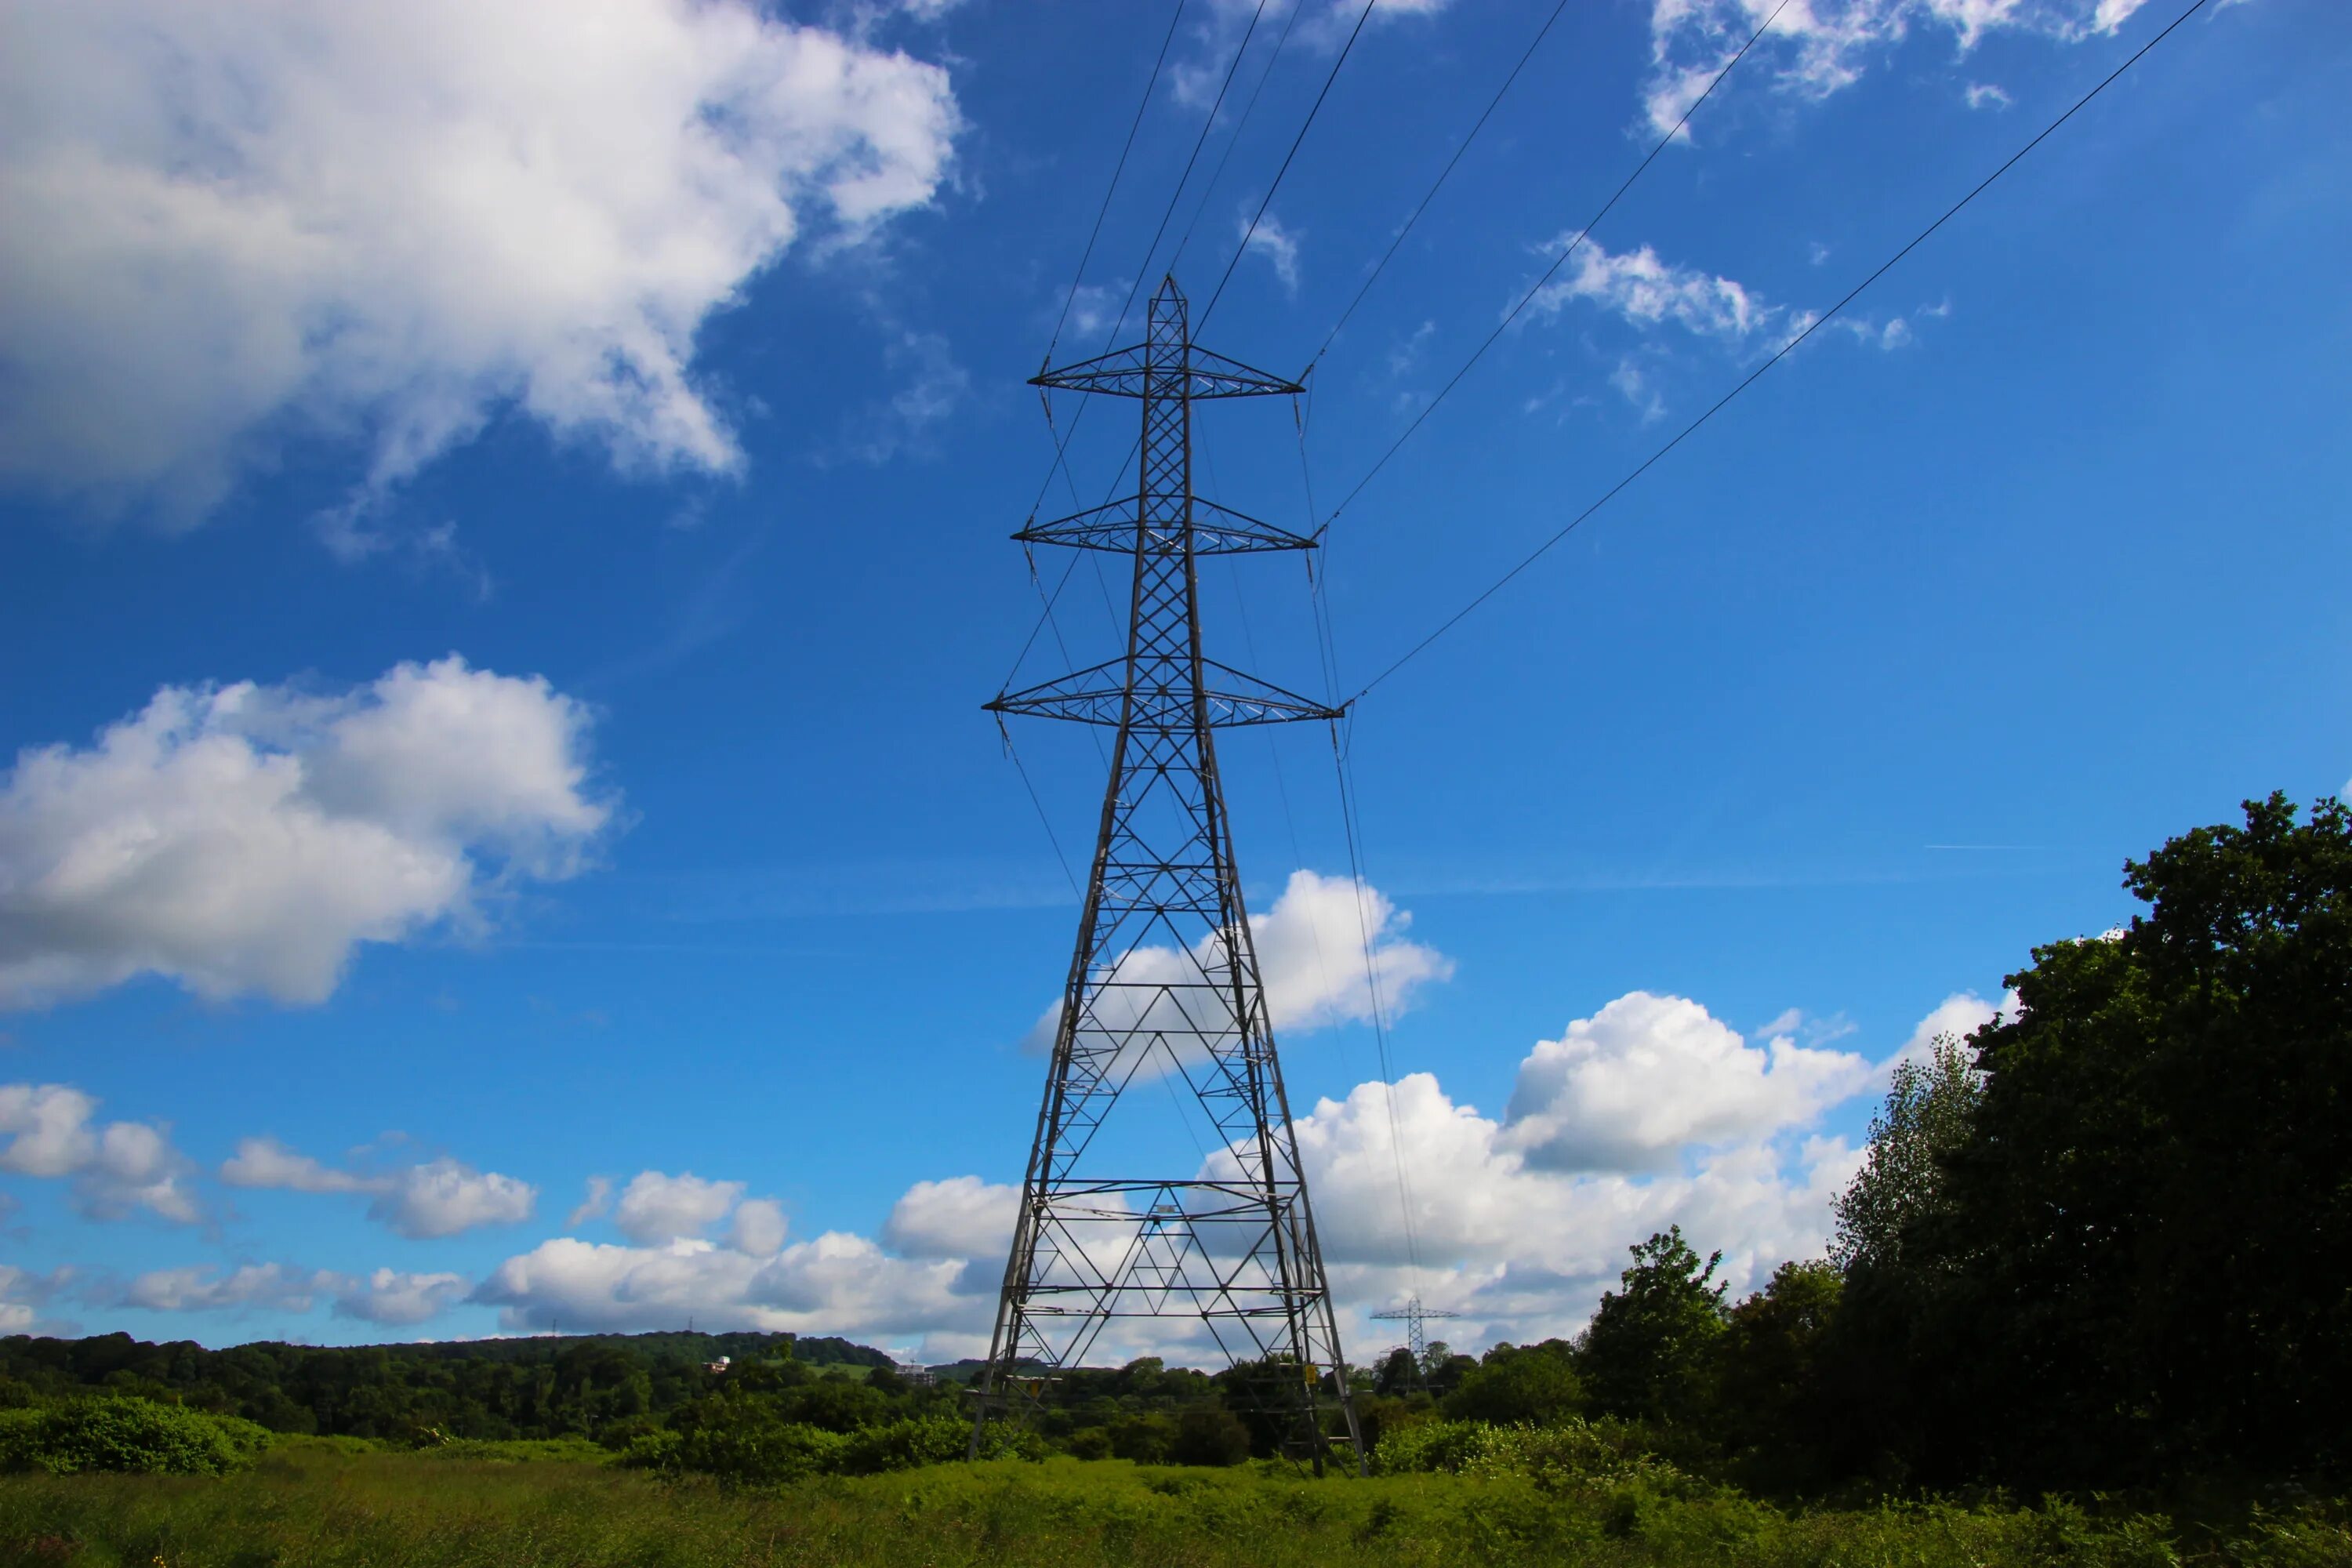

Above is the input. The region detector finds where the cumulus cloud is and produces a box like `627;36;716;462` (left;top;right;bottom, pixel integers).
118;1262;331;1314
332;1268;468;1326
0;1083;198;1222
613;1171;746;1246
470;989;1976;1361
1884;987;2017;1072
0;655;613;1009
1643;0;2150;141
1502;992;1875;1172
1021;870;1452;1064
472;1232;985;1348
1284;1071;1867;1349
884;1176;1018;1261
0;0;963;523
222;1136;537;1238
729;1197;791;1258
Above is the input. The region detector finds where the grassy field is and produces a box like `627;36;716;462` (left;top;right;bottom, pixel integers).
2;1443;2345;1568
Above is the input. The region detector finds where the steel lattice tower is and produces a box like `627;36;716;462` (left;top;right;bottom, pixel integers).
972;277;1362;1472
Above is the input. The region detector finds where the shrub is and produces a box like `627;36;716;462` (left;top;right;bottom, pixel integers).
1168;1408;1251;1467
0;1396;270;1475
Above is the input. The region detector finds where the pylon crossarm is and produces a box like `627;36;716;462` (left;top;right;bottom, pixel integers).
989;660;1341;727
1031;342;1304;400
1015;497;1316;555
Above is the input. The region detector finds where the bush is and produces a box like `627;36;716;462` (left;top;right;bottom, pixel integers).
0;1396;271;1475
1443;1347;1585;1427
837;1415;969;1475
1168;1408;1250;1467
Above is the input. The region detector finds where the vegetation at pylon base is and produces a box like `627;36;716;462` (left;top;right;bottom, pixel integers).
0;1397;271;1475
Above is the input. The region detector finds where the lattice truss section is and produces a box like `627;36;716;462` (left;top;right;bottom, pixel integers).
976;278;1361;1468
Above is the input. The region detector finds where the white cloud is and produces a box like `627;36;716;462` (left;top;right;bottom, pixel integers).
472;988;1981;1361
1534;234;1777;343
1643;0;2150;141
220;1137;373;1195
1527;234;1915;371
566;1175;615;1229
613;1170;745;1246
729;1197;790;1258
1021;870;1452;1062
0;1082;198;1222
1502;992;1875;1172
1238;212;1301;296
0;655;613;1009
884;1175;1018;1261
0;0;962;523
0;1265;69;1335
118;1262;330;1313
1965;80;2015;109
332;1268;468;1326
1884;986;2017;1071
1229;1065;1868;1352
375;1159;537;1240
472;1232;986;1348
222;1135;536;1238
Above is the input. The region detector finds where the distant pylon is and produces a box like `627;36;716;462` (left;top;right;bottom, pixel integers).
971;277;1362;1473
1369;1295;1460;1376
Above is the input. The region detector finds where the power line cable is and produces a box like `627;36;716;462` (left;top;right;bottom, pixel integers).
1028;0;1275;525
1347;0;2213;703
1041;0;1190;372
1318;0;1795;530
1199;0;1381;330
1168;0;1309;278
1305;0;1573;372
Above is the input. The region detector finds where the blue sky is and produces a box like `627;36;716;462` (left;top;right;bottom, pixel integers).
1;0;2344;1361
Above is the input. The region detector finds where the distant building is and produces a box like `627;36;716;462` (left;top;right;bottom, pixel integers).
706;1356;731;1374
895;1362;934;1387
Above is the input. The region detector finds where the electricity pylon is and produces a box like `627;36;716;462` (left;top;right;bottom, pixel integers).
971;277;1363;1472
1370;1295;1460;1388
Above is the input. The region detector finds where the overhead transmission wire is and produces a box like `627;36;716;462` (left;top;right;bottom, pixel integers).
1167;0;1310;278
1199;0;1381;331
1347;0;2213;704
1266;0;1772;1311
1305;0;1573;374
1000;0;1288;908
1317;0;1797;532
1040;0;1189;373
1028;0;1276;526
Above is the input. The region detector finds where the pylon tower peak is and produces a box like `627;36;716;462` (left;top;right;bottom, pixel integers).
972;276;1363;1471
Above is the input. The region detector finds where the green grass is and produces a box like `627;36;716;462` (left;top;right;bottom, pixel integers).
1;1446;2346;1567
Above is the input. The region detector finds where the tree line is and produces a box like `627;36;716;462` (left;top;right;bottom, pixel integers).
1389;793;2350;1497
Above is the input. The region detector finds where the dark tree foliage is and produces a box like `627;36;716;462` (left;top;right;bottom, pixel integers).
0;1331;839;1443
1711;1261;1841;1490
1853;794;2352;1489
1578;1227;1727;1427
1443;1341;1584;1426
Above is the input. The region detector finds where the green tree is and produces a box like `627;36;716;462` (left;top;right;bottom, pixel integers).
1577;1227;1726;1425
1443;1341;1584;1426
1712;1260;1841;1488
1866;795;2352;1487
1831;1033;1983;1275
